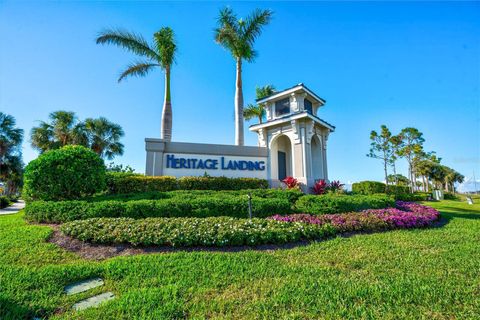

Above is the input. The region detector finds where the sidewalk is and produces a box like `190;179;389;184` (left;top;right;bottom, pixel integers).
0;200;25;215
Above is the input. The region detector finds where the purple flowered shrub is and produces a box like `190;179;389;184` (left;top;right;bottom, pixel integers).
269;201;439;232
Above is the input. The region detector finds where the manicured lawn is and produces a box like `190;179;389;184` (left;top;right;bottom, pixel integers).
0;199;479;319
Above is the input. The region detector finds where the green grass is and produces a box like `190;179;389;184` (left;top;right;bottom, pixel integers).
1;199;479;319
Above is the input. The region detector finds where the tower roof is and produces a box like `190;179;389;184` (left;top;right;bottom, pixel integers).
256;83;326;105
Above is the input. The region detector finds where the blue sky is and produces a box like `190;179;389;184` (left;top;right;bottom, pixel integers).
1;1;479;183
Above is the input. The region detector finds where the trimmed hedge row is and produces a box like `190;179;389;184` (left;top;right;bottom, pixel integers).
25;196;292;223
105;172;268;194
294;194;394;215
92;189;304;205
61;217;336;247
352;181;410;195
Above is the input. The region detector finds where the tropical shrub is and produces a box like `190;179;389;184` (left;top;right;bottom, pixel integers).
23;145;106;201
294;194;394;215
25;196;292;223
282;176;299;189
394;192;431;201
270;201;439;232
0;196;10;209
61;216;336;247
311;180;345;195
312;180;328;195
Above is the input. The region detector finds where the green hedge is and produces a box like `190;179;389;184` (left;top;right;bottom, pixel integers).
25;196;292;223
352;181;409;195
394;192;431;201
0;196;10;209
105;172;268;194
61;217;336;247
294;194;394;215
92;188;303;205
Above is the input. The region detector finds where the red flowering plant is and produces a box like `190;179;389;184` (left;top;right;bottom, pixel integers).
282;176;299;189
312;179;328;195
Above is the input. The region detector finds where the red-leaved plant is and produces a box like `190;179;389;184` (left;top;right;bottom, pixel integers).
312;179;328;195
282;176;299;189
312;179;345;195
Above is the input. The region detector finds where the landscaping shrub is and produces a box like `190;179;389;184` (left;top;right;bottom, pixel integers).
271;201;439;232
91;188;303;205
25;196;293;223
0;196;10;209
352;181;410;195
178;176;268;190
105;172;178;194
443;192;459;200
394;192;431;201
294;194;394;214
23;145;106;201
105;173;268;194
61;216;336;247
282;176;299;189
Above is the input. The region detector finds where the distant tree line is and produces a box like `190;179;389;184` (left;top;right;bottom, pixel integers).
367;125;464;193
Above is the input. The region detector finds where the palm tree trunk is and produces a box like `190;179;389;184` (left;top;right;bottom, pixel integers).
161;66;173;142
235;58;244;146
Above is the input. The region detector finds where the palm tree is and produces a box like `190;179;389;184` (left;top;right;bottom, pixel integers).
215;7;273;145
96;27;177;141
244;84;276;124
84;117;124;160
30;111;87;153
0;112;23;159
0;112;24;195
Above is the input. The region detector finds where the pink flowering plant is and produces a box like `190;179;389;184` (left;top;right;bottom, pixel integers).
269;201;439;233
311;179;345;195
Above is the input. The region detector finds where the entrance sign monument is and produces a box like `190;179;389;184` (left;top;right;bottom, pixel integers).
145;83;335;189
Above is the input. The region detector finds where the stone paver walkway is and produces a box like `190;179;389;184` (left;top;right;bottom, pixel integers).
0;200;25;215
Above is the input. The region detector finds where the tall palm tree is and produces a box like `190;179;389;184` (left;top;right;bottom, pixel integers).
30;111;87;152
96;27;177;141
244;84;276;124
215;7;273;145
84;117;124;160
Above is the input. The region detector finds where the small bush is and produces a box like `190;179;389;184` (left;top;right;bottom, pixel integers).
61;217;337;247
23;145;106;201
25;196;293;223
0;196;10;209
294;194;394;214
282;176;299;189
444;193;459;200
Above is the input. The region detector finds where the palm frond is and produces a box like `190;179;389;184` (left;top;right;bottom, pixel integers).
243;103;265;122
242;9;273;45
118;61;160;82
96;29;159;60
153;27;177;68
256;85;276;99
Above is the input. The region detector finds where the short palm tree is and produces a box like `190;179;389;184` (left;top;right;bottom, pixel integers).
215;7;273;145
30;111;87;152
0;112;23;159
84;117;124;160
0;112;24;195
243;84;276;124
96;27;177;141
